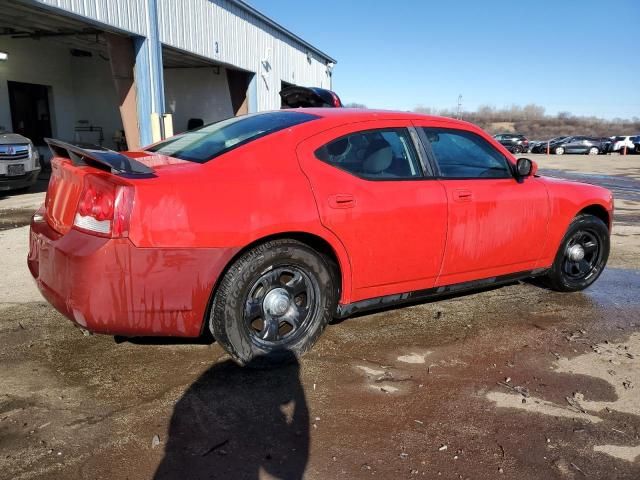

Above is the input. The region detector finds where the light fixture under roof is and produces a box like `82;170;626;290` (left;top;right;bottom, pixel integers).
0;51;8;61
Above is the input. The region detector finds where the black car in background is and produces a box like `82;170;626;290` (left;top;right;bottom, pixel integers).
552;136;606;155
530;136;569;153
493;133;529;153
632;136;640;154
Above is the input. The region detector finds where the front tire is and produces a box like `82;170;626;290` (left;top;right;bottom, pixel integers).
555;146;565;155
210;239;337;366
542;214;609;292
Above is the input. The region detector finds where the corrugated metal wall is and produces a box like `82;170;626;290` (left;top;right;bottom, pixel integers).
33;0;148;35
157;0;331;111
33;0;333;111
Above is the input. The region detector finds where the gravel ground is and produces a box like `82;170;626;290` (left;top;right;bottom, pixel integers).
0;154;638;479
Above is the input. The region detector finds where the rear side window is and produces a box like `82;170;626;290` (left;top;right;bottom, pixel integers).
422;128;512;179
315;128;422;180
147;111;318;163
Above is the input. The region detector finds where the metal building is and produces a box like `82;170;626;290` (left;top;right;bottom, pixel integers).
0;0;336;153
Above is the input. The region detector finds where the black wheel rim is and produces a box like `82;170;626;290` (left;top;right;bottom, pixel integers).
243;265;317;348
562;230;601;280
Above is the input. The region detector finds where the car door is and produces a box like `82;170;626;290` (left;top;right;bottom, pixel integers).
566;136;584;153
297;121;448;302
414;123;549;286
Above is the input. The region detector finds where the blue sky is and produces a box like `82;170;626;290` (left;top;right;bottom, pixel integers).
248;0;639;119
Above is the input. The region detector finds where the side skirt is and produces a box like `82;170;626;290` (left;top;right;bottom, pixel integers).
335;268;548;319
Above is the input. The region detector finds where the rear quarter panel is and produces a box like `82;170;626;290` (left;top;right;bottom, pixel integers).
537;176;613;267
126;129;354;302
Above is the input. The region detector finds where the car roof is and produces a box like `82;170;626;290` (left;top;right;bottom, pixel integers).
288;107;478;129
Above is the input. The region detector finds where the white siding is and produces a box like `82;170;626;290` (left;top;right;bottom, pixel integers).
157;0;332;110
33;0;148;35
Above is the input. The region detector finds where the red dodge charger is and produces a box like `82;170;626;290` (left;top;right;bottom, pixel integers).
28;108;613;365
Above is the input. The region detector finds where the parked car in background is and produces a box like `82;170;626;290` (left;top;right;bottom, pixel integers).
611;136;637;154
494;133;529;153
280;85;343;108
631;136;640;154
529;137;567;154
527;140;544;153
552;136;605;155
0;131;41;191
28;108;613;365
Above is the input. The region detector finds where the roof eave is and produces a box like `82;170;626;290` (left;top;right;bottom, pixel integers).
229;0;337;64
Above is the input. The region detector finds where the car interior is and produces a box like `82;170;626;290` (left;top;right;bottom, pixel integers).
315;129;421;179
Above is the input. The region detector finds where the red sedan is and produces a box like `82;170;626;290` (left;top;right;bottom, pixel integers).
28;109;613;365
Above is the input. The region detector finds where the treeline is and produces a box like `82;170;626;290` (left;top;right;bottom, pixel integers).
414;104;640;139
345;102;640;139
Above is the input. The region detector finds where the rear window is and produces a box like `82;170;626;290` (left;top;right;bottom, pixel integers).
147;111;319;162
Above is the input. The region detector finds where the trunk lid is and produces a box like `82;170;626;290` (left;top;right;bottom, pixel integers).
43;140;156;235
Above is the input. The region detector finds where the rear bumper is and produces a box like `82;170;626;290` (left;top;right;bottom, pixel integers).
28;215;238;337
0;169;40;191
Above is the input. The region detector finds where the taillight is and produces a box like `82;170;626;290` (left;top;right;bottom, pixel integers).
73;174;133;238
330;91;343;107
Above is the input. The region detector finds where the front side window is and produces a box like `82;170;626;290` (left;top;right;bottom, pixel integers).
422;128;512;179
147;111;318;163
315;128;422;180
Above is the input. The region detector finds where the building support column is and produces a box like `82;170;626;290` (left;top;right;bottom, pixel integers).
105;33;140;150
133;0;165;146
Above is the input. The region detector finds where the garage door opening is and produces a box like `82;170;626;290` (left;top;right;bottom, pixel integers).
163;46;255;134
0;1;133;153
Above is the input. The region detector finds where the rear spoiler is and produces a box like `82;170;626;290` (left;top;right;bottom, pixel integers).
45;138;155;178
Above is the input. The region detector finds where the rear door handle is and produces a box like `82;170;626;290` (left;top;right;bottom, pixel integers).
453;189;473;202
328;194;356;209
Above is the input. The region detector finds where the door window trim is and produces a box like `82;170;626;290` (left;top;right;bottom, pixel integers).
416;126;516;180
313;126;435;182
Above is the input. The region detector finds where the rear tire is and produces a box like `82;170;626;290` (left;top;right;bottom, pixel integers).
588;147;599;155
210;239;337;366
541;214;609;292
513;145;523;154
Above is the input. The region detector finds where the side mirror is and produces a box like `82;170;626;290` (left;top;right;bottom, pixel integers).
515;157;537;178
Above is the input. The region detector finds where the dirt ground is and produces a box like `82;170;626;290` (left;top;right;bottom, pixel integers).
1;154;639;479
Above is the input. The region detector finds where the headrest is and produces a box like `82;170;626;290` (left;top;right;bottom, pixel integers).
363;139;392;174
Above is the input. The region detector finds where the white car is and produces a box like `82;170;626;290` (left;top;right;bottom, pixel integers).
611;135;637;154
0;132;41;191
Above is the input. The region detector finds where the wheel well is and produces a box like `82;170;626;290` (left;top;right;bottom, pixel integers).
578;205;610;229
201;232;344;336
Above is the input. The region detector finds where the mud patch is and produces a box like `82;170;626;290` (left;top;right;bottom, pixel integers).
488;333;640;419
0;208;36;231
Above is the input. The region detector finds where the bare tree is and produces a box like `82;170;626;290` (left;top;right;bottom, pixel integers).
412;103;640;139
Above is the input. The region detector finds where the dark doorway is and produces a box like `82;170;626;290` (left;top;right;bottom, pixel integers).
226;69;252;116
8;81;52;146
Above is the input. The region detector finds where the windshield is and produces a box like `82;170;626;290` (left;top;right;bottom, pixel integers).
147;111;319;162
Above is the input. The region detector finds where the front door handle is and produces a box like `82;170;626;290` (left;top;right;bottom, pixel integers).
328;194;356;209
453;189;473;202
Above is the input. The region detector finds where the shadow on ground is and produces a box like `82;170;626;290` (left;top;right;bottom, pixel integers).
154;351;309;480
